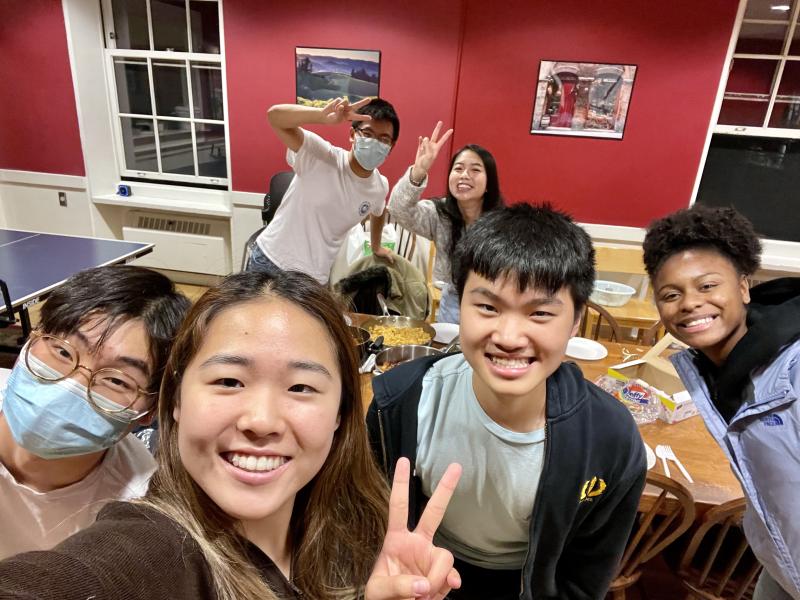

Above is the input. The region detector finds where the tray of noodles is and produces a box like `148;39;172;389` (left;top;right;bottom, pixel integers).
361;316;436;347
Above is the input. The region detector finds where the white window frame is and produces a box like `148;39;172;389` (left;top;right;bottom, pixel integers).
716;0;800;137
100;0;230;187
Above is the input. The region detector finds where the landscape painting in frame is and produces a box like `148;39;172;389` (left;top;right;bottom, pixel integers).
295;47;381;108
531;61;637;139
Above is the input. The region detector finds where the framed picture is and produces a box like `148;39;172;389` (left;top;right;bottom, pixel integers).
295;47;381;107
531;61;637;140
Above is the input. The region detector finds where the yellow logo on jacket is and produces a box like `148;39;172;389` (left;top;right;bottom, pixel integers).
580;476;607;502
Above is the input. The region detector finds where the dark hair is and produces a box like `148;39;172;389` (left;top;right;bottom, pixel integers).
643;205;762;279
452;203;595;314
149;269;388;599
39;265;191;392
352;97;399;143
436;144;503;259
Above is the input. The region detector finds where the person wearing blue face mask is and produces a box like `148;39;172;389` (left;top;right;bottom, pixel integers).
246;97;400;285
0;265;190;559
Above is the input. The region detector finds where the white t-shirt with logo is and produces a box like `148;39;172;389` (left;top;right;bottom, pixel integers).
257;129;388;284
0;374;157;559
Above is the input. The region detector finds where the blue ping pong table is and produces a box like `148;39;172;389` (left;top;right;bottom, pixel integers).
0;229;153;346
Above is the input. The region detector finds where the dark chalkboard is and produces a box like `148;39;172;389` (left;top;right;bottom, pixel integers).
696;134;800;242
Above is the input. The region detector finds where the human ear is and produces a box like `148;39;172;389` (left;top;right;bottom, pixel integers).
739;275;751;305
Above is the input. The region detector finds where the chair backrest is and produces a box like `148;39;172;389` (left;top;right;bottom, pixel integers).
640;320;664;346
262;171;294;225
394;225;417;262
611;471;696;592
581;300;624;341
678;498;761;600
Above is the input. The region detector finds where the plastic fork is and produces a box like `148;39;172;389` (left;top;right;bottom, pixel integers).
661;444;694;483
655;444;671;478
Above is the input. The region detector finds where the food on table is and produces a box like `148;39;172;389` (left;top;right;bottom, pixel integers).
367;325;431;346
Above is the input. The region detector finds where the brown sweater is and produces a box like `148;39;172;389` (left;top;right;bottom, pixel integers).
0;501;300;599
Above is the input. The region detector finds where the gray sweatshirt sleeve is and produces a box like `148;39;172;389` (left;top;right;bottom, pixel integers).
387;167;440;241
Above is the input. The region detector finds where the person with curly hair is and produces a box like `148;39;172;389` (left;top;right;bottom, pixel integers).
643;204;800;600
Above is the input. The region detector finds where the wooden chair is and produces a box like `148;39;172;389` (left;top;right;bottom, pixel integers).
394;224;417;262
581;300;624;342
641;320;665;346
426;242;441;322
678;498;761;600
609;472;696;599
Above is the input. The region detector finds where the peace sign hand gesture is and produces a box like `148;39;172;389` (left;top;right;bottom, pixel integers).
319;97;373;126
366;458;463;600
410;122;454;185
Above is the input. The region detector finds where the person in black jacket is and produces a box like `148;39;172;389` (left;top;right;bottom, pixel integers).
367;203;647;600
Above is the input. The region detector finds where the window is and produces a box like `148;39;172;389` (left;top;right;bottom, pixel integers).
717;0;800;136
696;0;800;243
102;0;228;187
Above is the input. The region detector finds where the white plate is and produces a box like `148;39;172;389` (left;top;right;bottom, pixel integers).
645;443;656;470
565;337;608;361
432;322;459;344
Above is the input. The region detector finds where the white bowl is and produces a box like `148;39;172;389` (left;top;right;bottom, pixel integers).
590;280;636;307
432;322;459;344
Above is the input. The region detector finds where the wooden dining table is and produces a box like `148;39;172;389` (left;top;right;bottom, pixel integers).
354;316;742;517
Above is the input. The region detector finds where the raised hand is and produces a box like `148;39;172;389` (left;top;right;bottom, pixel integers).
366;458;462;600
411;122;454;184
319;97;373;126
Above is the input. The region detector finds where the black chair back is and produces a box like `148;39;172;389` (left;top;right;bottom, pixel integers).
262;171;294;225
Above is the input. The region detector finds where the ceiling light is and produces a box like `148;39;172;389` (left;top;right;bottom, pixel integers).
771;4;791;11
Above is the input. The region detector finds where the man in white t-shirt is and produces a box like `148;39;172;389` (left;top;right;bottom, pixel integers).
0;265;189;559
247;97;399;284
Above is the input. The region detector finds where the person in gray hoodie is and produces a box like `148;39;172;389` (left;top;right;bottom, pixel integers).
644;205;800;600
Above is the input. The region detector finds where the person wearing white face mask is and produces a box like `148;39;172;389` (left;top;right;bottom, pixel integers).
247;97;400;285
0;265;190;559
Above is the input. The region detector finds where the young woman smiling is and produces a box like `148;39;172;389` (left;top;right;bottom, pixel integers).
0;270;462;600
388;122;503;323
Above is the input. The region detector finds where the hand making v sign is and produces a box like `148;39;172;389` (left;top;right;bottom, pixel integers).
410;122;454;185
320;97;374;126
366;458;463;600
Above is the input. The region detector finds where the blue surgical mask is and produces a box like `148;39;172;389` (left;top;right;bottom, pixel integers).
1;354;136;459
353;136;391;171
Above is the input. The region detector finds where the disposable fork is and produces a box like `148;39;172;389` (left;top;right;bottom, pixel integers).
655;444;671;478
662;444;694;483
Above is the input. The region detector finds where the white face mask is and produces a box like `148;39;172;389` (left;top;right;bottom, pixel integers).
353;136;391;171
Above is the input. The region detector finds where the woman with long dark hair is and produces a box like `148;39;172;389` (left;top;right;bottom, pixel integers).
388;123;502;323
0;270;462;600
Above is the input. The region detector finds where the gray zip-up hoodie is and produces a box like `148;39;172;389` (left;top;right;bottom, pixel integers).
671;278;800;598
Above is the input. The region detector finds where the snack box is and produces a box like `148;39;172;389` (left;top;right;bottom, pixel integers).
606;335;698;424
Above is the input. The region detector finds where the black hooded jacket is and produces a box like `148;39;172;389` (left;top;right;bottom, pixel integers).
366;355;647;600
694;277;800;422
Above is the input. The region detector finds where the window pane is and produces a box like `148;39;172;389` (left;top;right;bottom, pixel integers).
191;62;224;120
735;23;788;55
769;61;800;127
790;19;800;55
152;0;189;52
718;99;770;126
153;61;189;117
744;0;794;21
190;1;221;54
725;58;779;95
114;59;152;115
158;120;194;175
112;0;149;50
196;123;226;177
120;117;158;171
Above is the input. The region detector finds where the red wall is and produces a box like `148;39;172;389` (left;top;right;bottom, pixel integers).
451;0;738;227
0;0;85;176
0;1;739;229
223;0;464;197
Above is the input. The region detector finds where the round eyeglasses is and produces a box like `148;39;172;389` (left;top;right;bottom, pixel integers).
25;333;155;420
